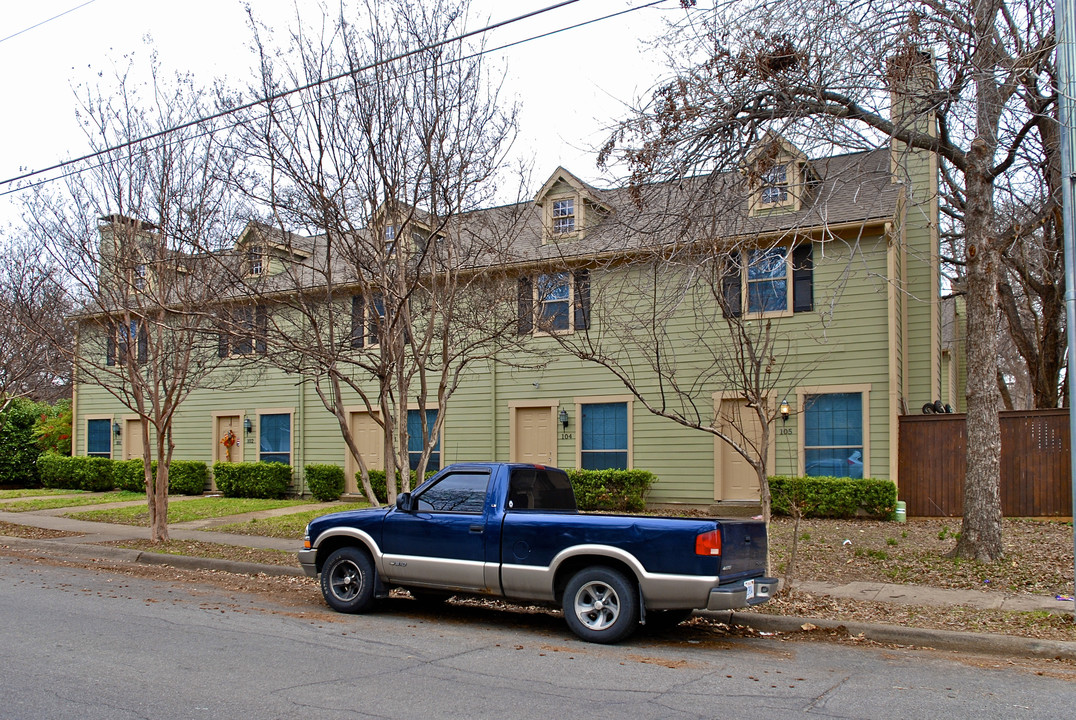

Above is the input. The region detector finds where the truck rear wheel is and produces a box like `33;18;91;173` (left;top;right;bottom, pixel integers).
321;547;376;613
562;567;639;644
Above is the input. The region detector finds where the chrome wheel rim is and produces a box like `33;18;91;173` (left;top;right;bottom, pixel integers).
329;560;363;601
572;580;620;630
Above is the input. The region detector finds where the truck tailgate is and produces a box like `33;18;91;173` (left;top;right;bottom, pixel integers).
716;520;768;580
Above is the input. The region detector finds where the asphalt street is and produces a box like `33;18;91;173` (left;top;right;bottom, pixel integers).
2;554;1075;719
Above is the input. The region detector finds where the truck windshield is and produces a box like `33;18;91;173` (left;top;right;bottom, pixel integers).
508;468;577;511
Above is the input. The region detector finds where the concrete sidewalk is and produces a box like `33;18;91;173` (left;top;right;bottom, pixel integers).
2;498;1075;660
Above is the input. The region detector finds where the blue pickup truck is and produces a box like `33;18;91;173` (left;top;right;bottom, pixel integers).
299;462;776;643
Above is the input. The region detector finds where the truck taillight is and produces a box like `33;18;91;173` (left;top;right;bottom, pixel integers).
695;529;722;556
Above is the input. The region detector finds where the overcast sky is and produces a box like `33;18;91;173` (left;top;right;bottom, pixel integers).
0;0;686;233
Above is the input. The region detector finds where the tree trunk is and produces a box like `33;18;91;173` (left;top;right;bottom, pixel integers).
951;165;1003;561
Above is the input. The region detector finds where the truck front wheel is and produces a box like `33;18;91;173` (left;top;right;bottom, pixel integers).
562;567;639;644
321;547;376;613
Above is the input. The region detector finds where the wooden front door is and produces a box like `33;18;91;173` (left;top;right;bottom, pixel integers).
124;418;144;460
715;399;762;501
215;415;244;465
513;406;555;466
345;412;383;494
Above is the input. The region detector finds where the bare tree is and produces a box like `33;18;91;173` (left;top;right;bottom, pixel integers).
0;240;72;403
20;68;246;541
602;0;1054;561
226;0;522;503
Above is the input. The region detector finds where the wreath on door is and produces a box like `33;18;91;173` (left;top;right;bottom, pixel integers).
220;429;237;461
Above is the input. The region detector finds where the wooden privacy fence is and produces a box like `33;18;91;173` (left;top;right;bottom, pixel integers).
897;409;1072;517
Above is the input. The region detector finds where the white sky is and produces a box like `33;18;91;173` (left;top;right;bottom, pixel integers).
0;0;685;234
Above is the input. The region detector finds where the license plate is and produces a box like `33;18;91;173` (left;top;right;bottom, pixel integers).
743;579;755;601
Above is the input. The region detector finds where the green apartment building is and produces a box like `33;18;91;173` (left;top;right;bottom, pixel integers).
71;129;951;510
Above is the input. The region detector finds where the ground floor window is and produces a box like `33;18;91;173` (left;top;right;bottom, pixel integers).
259;413;291;464
87;418;112;458
804;392;863;478
408;409;440;472
580;402;628;470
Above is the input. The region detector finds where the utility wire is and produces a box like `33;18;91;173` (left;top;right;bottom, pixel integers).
0;0;99;46
0;0;669;197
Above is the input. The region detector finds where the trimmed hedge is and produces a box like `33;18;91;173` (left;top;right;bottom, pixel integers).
768;475;897;519
112;459;208;495
37;454;114;492
566;469;655;512
306;464;345;502
213;461;292;499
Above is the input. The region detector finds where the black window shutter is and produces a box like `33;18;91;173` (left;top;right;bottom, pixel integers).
255;305;268;354
720;256;742;318
137;321;148;364
573;269;591;331
792;243;813;313
351;295;365;348
517;277;533;335
106;327;116;366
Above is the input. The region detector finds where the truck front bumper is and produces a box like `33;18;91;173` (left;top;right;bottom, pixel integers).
298;548;318;578
706;577;779;611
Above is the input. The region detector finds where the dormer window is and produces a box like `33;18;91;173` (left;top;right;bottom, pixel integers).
247;245;263;276
133;264;147;291
760;165;789;205
552;199;575;235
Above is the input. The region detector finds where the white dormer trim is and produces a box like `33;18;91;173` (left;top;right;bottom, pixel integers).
745;133;810;214
534;167;611;243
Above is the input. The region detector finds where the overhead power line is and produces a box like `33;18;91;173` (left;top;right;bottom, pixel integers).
0;0;668;196
0;0;99;46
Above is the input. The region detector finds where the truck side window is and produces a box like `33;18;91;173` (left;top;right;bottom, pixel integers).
508;468;577;511
415;471;490;513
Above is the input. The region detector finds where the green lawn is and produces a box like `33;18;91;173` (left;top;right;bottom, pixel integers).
3;491;145;512
69;497;311;526
211;502;370;539
0;488;87;500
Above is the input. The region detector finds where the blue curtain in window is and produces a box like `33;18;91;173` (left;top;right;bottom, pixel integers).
804;393;863;478
408;409;440;472
581;402;627;470
87;419;111;458
259;413;291;464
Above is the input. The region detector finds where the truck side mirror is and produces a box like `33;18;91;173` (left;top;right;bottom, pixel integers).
396;492;415;513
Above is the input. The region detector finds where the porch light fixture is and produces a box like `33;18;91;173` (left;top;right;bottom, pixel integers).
779;400;791;422
113;421;121;437
243;417;253;434
559;408;569;429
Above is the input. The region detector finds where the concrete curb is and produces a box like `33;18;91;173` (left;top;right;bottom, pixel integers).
0;536;304;578
702;610;1076;661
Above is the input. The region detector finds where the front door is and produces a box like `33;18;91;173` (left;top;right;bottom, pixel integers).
345;411;383;494
513;406;555;466
215;415;244;465
124;418;144;460
715;399;763;501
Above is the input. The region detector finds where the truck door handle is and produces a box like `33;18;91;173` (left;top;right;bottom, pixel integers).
469;525;483;533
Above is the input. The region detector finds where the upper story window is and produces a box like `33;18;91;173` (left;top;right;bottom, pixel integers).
350;294;388;348
218;305;267;357
721;243;813;318
106;319;147;366
537;272;571;332
133;264;147;291
247;245;264;276
747;248;789;313
517;270;590;336
551;199;575;235
759;165;789;205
